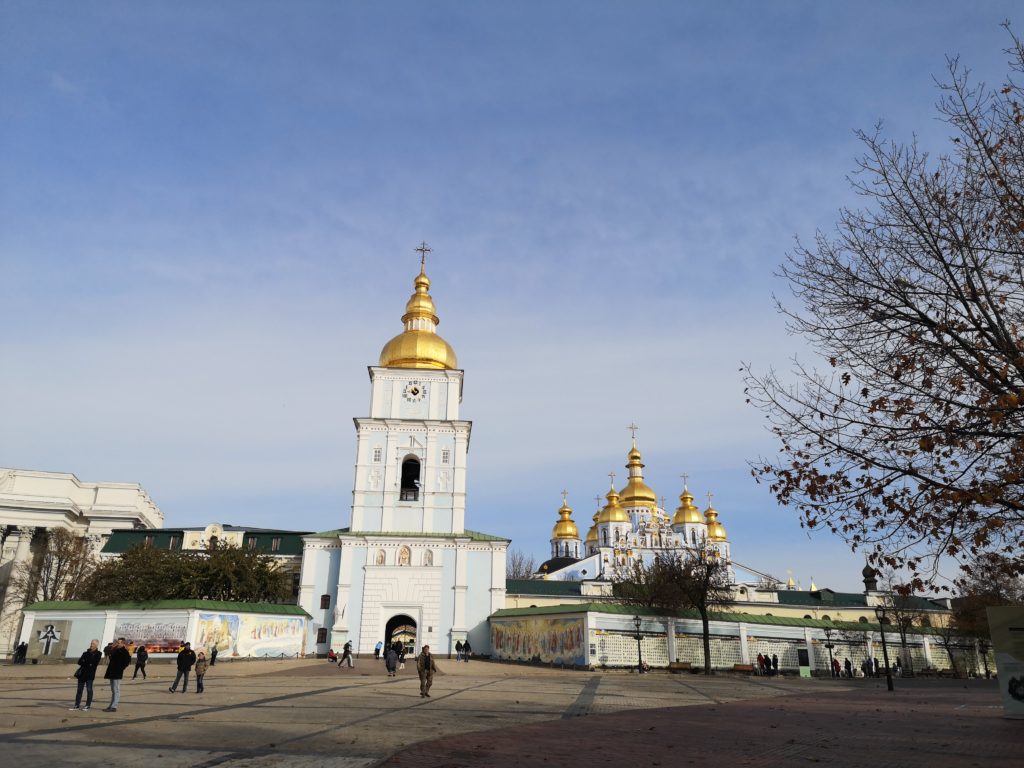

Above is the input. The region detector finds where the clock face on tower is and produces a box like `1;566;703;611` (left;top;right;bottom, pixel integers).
402;381;427;403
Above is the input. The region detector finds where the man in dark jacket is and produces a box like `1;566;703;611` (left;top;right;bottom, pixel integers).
103;638;132;712
169;641;197;693
132;643;149;679
416;645;438;698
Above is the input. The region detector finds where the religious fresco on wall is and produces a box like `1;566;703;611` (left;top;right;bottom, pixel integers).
114;619;187;653
196;613;306;657
491;617;586;666
196;613;240;655
237;615;306;657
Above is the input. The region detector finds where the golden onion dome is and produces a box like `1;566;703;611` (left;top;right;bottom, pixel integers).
379;265;458;369
786;576;796;590
551;501;580;540
597;486;630;524
704;501;727;541
672;486;706;526
618;441;658;509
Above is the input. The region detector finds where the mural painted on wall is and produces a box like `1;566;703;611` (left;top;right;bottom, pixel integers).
491;617;586;666
196;613;240;656
114;620;187;653
196;613;306;657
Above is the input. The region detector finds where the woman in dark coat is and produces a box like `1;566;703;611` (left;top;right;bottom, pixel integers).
70;639;103;711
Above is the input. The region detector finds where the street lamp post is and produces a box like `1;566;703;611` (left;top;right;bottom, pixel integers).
873;605;895;692
822;626;836;678
633;615;644;674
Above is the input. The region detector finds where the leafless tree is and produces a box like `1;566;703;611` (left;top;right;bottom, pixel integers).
1;529;96;645
879;573;933;675
614;549;732;674
505;548;537;580
744;26;1024;586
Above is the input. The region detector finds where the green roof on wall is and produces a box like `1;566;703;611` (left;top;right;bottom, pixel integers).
23;600;310;616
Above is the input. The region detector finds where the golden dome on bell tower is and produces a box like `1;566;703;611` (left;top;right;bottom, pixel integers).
379;247;458;370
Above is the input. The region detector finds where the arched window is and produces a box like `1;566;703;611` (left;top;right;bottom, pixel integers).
400;456;420;501
919;616;931;627
423;550;433;567
804;615;813;620
602;530;608;545
320;595;331;609
858;616;868;623
821;615;831;622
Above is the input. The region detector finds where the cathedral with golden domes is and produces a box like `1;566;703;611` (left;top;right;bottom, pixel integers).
538;438;734;582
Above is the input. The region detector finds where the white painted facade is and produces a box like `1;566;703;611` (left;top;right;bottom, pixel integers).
0;468;162;653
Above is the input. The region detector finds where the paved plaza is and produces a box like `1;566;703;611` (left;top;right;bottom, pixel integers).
0;658;1015;767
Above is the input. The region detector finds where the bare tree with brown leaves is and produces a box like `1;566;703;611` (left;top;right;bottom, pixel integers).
744;26;1024;588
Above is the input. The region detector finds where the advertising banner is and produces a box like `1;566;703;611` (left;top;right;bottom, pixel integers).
114;619;187;653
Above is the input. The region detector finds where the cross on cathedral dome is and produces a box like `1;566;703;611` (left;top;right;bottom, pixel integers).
378;246;458;370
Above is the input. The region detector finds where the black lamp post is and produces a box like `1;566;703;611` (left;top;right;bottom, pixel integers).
873;605;895;692
822;626;837;678
632;615;644;674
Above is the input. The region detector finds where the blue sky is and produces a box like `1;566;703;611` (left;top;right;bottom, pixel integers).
2;2;1019;590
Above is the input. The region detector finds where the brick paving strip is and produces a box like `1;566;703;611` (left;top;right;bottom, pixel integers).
380;684;1019;768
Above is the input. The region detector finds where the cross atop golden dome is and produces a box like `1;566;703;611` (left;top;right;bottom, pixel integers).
379;246;458;370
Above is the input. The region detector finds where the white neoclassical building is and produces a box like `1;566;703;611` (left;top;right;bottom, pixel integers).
297;258;508;657
0;467;163;652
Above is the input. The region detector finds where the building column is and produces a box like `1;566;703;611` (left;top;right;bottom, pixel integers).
1;528;37;653
804;628;816;670
738;623;750;664
666;619;677;663
922;636;933;666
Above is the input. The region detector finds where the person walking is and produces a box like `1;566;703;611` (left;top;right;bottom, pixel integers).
756;652;765;675
771;653;779;676
417;644;437;698
375;640;383;660
132;644;149;680
194;651;208;694
873;657;880;678
844;657;852;678
831;657;841;678
455;640;464;662
103;638;131;712
70;639;103;711
462;639;472;664
169;642;197;693
338;640;354;669
385;644;398;676
13;641;28;664
210;646;218;666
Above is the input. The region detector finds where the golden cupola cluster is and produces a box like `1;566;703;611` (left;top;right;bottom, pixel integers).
379;263;458;370
585;504;600;544
551;499;580;540
618;441;658;509
597;485;630;523
673;485;706;525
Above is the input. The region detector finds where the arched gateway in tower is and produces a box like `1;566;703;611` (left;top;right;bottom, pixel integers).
297;250;509;658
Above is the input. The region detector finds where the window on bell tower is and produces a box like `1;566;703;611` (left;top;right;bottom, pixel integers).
373;447;382;463
400;456;421;501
